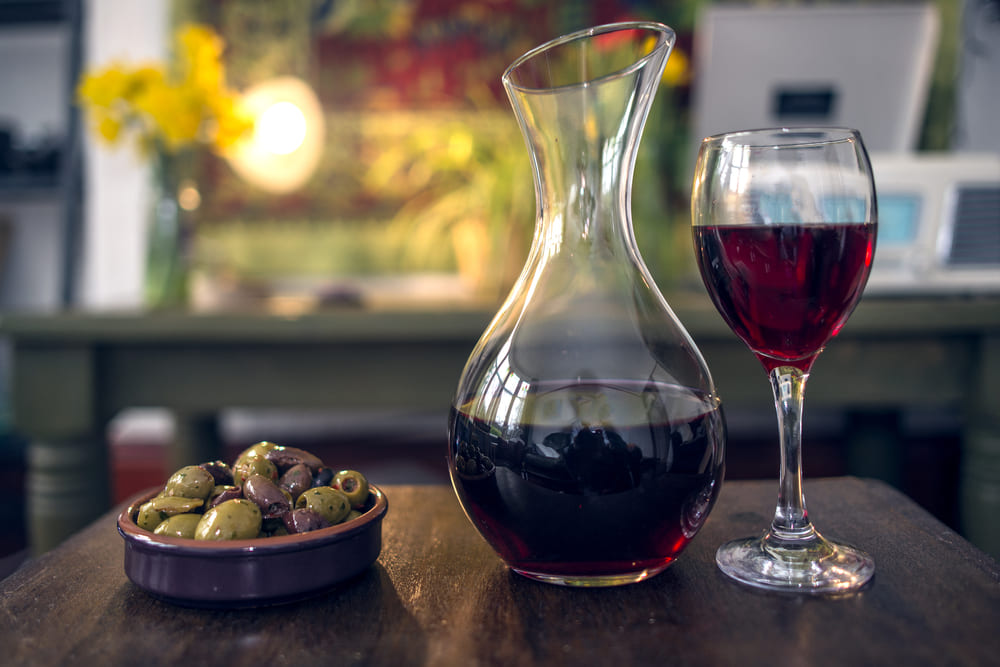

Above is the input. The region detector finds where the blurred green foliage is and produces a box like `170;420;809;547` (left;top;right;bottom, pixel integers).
177;0;960;303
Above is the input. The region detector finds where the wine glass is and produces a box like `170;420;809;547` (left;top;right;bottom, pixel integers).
691;127;877;593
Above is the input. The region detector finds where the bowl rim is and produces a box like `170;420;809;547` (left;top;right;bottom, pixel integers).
117;484;388;555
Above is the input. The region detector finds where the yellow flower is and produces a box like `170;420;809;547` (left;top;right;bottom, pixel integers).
208;93;254;153
76;23;250;157
96;115;122;143
662;47;690;87
177;25;225;94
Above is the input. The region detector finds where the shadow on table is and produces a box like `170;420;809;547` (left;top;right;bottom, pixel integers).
109;564;426;665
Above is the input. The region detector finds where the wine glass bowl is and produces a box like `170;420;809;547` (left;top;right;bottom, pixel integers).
691;127;877;593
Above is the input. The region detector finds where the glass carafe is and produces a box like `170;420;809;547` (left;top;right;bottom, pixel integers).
448;22;725;587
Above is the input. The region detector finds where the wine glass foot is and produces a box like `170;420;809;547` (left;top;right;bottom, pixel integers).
716;530;874;594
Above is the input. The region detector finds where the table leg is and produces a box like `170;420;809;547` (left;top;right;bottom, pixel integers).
960;334;1000;559
26;435;110;555
12;343;108;554
845;410;904;488
171;412;223;471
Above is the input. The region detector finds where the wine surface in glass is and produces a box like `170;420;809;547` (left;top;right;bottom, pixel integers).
693;222;876;371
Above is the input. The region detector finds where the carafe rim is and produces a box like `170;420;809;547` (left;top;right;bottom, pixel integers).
502;20;676;94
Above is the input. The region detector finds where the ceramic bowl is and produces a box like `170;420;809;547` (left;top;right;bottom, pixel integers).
117;485;388;608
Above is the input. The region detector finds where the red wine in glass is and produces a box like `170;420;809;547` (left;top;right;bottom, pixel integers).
693;222;876;372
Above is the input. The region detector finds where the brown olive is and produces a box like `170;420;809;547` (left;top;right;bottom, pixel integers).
208;484;243;509
244;473;291;519
279;463;313;502
282;508;331;534
266;445;324;473
199;460;234;486
311;467;334;488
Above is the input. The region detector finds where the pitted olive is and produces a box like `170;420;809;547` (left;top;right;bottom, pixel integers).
333;470;370;508
154;513;202;538
195;498;262;541
165;465;215;500
295;486;351;525
244;473;292;519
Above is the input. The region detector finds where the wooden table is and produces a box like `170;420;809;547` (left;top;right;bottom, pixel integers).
1;480;997;666
3;293;1000;556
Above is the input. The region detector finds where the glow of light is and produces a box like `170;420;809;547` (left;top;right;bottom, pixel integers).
256;101;307;155
177;179;201;211
227;76;325;194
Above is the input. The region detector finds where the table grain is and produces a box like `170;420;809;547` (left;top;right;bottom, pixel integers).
1;478;998;666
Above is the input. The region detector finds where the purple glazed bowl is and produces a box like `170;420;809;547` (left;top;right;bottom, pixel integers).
117;485;388;608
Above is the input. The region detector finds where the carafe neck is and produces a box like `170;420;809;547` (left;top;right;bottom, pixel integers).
504;43;668;258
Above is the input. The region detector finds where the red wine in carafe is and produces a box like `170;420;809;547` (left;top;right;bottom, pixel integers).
449;380;724;578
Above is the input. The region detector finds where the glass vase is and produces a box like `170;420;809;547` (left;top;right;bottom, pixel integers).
145;150;194;309
447;22;726;587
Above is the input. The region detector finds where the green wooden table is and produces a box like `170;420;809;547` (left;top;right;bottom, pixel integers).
3;292;999;556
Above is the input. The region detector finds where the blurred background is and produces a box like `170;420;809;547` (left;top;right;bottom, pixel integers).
0;0;997;568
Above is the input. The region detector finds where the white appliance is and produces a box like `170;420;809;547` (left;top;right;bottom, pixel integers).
866;152;1000;295
690;3;940;155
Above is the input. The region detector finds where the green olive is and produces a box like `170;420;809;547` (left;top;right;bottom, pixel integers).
295;486;351;525
153;513;202;538
194;498;262;541
136;495;205;532
147;495;204;513
233;455;278;488
136;501;168;532
333;470;370;508
164;465;215;500
233;441;280;469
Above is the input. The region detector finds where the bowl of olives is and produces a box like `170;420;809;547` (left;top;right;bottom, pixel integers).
117;441;388;608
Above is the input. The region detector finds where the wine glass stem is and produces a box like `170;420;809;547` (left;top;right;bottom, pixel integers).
768;365;815;540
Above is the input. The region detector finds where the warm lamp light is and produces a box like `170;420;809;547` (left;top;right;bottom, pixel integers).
256;101;308;155
227;76;325;194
